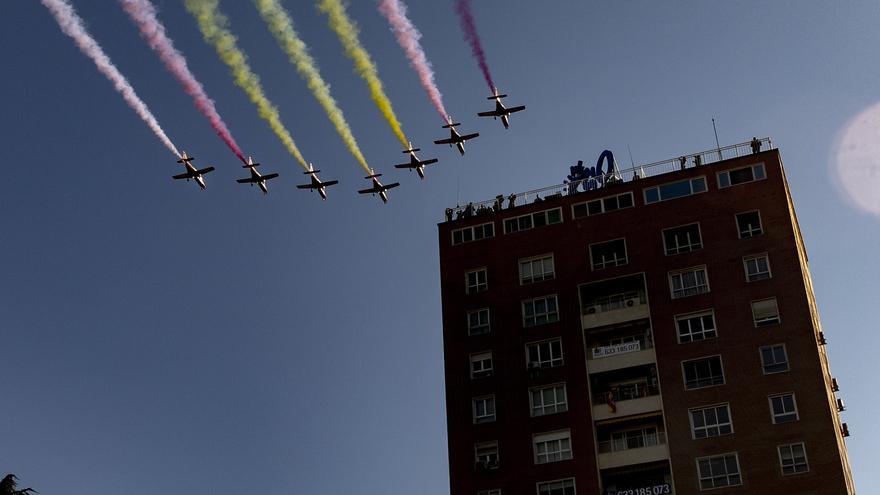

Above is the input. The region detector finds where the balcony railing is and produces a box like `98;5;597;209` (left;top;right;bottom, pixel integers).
589;334;654;360
443;137;772;221
598;431;667;454
593;381;659;404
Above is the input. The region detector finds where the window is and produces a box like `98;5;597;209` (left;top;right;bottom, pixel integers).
690;404;733;439
537;478;575;495
470;352;493;378
669;266;709;298
752;298;781;327
452;222;494;245
718;163;766;188
778;443;809;475
760;344;790;374
644;177;707;204
467;308;491;336
572;192;634;218
676;310;717;343
530;384;567;417
504;208;562;234
466;268;488;294
663;223;703;255
474;441;499;470
526;339;564;369
520;255;555;284
590;239;628;270
523;295;559;327
533;430;573;464
473;396;496;424
770;393;799;423
736;210;763;238
697;453;742;490
744;254;771;281
682;356;725;389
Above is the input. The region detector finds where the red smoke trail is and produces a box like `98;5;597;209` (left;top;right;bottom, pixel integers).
378;0;449;122
453;0;494;92
120;0;246;163
41;0;180;157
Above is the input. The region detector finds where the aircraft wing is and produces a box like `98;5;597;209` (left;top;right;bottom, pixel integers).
172;172;195;180
420;158;439;166
197;166;216;174
394;163;416;169
262;173;280;181
507;105;526;113
460;133;480;141
296;184;315;189
434;138;455;145
358;186;380;194
383;182;401;191
322;180;339;187
237;177;258;184
477;110;502;117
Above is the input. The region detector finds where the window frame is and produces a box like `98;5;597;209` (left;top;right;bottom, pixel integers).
589;238;629;271
519;253;556;285
571;192;634;218
751;297;781;327
689;403;734;439
472;395;496;424
735;210;764;239
470;351;494;379
536;477;576;495
474;440;500;469
682;355;726;390
467;308;491;336
525;338;564;369
451;222;495;245
769;393;799;424
662;222;704;256
643;176;707;204
778;442;809;476
696;452;743;490
477;490;502;495
522;294;560;327
529;383;568;417
675;309;718;343
503;207;563;234
717;162;766;189
760;344;790;375
532;429;573;464
668;265;710;299
743;253;772;282
465;267;488;294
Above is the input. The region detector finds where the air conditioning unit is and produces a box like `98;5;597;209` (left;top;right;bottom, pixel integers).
625;297;637;307
841;423;850;437
818;331;828;345
831;377;840;392
837;398;846;412
587;306;597;314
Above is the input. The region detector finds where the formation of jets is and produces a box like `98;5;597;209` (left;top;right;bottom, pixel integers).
174;88;525;202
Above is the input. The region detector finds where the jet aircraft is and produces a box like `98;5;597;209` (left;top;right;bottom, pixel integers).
477;87;525;129
172;151;215;190
357;170;399;204
433;116;479;156
393;142;439;179
296;163;339;200
235;156;279;194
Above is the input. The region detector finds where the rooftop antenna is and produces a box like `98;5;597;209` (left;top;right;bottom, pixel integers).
627;144;636;168
712;118;722;160
456;174;460;206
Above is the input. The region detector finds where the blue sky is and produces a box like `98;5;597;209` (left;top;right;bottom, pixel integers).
1;1;877;493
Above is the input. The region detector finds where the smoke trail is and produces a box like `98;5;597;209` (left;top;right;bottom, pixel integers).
255;0;370;173
120;0;245;163
184;0;308;169
453;0;494;91
41;0;179;157
377;0;448;122
318;0;409;149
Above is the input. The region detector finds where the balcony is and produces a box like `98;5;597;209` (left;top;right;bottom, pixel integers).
587;334;656;374
597;431;669;470
592;382;662;421
581;291;649;329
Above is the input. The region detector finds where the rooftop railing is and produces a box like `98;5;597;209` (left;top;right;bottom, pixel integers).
444;137;772;221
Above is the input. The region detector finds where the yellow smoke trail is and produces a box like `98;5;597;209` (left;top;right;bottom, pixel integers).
184;0;308;169
255;0;369;174
318;0;409;149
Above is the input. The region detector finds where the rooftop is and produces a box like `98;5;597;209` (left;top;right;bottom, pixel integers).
443;137;773;222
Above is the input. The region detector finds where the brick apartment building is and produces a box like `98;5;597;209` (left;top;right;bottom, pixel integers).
437;140;855;495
